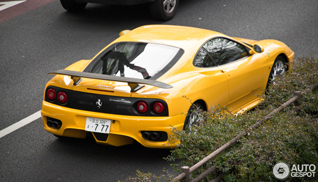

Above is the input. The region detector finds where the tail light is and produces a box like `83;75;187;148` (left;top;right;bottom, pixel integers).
136;101;148;113
57;91;68;104
153;102;165;114
47;88;56;100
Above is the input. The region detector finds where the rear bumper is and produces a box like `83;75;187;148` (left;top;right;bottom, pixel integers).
76;0;155;5
41;101;185;148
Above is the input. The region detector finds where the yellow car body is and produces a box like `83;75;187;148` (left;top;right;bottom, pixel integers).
41;25;294;148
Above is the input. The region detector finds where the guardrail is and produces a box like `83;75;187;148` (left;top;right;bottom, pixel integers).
172;84;318;182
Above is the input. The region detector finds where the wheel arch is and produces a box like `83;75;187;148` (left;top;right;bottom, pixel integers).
193;99;207;111
182;99;207;130
277;53;289;69
266;53;288;89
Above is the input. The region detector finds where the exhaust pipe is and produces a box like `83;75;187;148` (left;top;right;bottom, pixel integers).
47;119;53;127
47;117;62;129
142;132;150;140
150;132;160;141
142;131;166;141
52;121;61;129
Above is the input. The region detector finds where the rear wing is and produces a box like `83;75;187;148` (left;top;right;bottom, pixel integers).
49;70;172;92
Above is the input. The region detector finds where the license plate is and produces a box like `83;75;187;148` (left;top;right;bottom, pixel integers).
85;117;111;134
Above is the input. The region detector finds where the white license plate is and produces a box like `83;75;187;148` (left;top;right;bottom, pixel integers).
85;117;111;134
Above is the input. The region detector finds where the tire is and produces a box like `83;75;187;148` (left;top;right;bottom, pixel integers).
183;103;204;131
267;55;287;88
60;0;87;12
150;0;179;21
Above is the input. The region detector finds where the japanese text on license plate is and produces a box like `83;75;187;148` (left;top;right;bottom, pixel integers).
85;117;111;134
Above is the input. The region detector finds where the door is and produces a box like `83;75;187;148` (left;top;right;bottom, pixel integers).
195;37;268;103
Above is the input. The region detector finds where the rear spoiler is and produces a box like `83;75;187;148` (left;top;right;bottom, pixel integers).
49;70;173;92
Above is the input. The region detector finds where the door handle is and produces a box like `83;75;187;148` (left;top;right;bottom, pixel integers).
221;70;226;73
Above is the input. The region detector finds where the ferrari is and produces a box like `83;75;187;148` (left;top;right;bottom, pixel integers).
41;25;294;148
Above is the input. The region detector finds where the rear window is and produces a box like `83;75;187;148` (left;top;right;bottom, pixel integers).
86;42;183;80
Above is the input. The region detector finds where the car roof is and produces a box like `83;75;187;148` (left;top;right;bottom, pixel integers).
115;25;225;50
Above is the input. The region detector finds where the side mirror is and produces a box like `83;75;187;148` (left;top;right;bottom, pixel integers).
249;44;264;55
253;44;264;53
119;30;131;37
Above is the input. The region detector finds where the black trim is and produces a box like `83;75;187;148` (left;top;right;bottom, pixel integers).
92;133;109;141
243;42;253;49
45;86;169;116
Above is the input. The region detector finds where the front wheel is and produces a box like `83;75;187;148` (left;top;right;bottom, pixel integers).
150;0;179;21
60;0;87;12
267;55;287;88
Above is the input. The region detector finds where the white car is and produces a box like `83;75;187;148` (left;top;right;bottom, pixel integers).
60;0;179;20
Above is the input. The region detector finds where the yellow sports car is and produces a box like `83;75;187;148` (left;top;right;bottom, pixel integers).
41;25;294;148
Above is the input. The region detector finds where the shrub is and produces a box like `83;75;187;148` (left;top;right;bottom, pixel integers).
122;169;175;182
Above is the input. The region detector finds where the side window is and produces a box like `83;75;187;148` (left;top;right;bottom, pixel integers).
193;47;218;67
194;38;248;67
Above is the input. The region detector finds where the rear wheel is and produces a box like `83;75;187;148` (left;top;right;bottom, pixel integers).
267;55;287;88
183;103;204;131
150;0;179;21
60;0;87;12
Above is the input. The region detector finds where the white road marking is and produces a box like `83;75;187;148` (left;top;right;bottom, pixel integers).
0;110;41;139
0;1;26;12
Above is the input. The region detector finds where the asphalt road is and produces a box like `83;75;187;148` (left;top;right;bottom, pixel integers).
1;0;318;181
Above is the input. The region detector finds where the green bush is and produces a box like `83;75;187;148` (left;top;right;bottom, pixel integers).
262;56;318;112
122;169;175;182
122;57;318;182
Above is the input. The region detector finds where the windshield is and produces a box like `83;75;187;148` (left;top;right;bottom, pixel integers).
88;42;183;80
